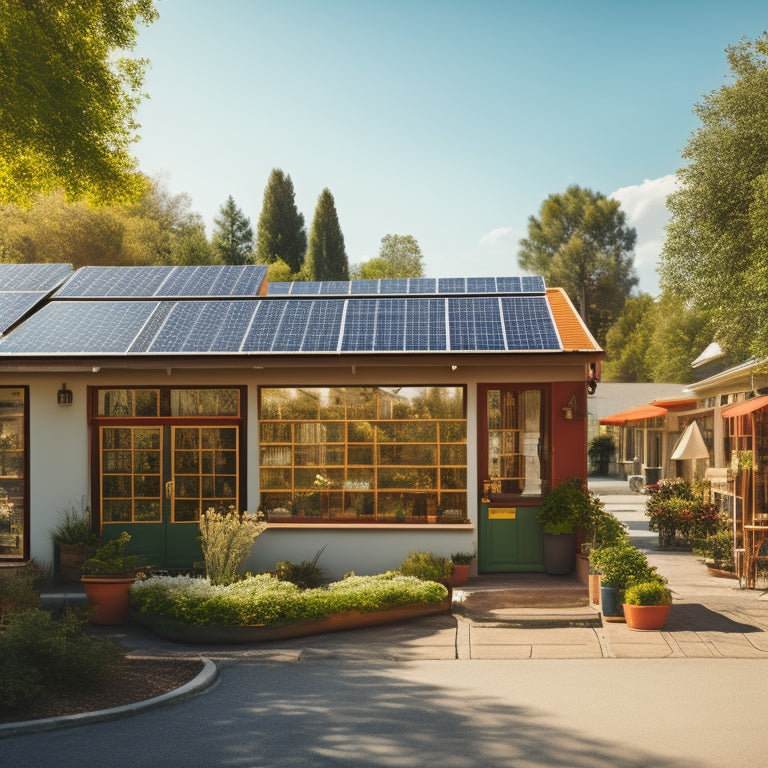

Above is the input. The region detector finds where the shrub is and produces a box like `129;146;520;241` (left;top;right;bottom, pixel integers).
81;531;139;576
589;542;657;589
645;480;718;548
0;563;41;627
398;550;453;582
272;546;327;589
130;572;448;626
0;607;125;713
623;580;672;606
199;508;267;586
536;477;591;535
692;525;735;571
583;492;626;551
450;552;474;565
50;497;98;548
588;434;615;475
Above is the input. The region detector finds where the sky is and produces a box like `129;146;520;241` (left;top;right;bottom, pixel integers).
131;0;768;296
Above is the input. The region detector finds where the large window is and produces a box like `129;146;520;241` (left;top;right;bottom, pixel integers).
0;387;26;560
259;386;467;524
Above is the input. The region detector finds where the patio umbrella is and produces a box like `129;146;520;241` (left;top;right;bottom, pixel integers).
670;421;709;460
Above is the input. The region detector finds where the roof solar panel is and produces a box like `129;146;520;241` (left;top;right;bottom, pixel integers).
496;276;523;293
374;299;407;351
267;281;292;295
319;281;350;295
378;278;408;295
521;276;546;293
289;281;322;295
447;297;506;351
241;300;289;351
438;277;467;294
340;298;377;351
405;298;446;351
0;301;157;354
467;277;497;293
54;266;170;298
408;278;437;294
0;292;49;335
0;263;72;292
302;300;345;351
501;296;561;350
271;300;313;351
350;280;379;295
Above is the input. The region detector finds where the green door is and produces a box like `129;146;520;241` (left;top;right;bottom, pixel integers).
98;424;239;570
477;385;547;573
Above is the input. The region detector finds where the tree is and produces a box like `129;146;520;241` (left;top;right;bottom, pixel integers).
255;169;306;272
0;1;157;205
351;234;425;279
304;189;349;281
659;33;768;362
602;295;657;382
212;196;253;265
518;185;637;346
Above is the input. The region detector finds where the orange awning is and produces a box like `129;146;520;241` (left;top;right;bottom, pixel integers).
600;403;667;426
721;394;768;418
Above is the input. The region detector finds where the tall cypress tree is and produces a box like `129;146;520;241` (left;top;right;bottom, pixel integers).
255;169;307;272
211;195;253;265
305;188;349;281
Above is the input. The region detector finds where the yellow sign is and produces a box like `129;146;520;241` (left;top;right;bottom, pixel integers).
488;507;516;519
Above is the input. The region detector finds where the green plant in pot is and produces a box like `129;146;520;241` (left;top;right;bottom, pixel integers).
81;532;141;625
450;551;474;586
589;542;657;619
536;478;591;575
50;498;98;582
622;578;672;630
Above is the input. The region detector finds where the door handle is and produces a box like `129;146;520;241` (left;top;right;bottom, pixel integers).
165;480;174;499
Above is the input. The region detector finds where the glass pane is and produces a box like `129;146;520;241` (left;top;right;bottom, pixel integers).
135;500;161;522
102;428;131;450
347;445;373;464
174;500;200;522
102;450;132;473
260;422;292;442
134;450;160;473
176;476;200;498
134;475;160;497
103;475;131;497
203;428;236;449
135;390;159;417
0;387;24;560
175;451;199;474
441;444;467;464
134;428;160;450
175;428;199;449
102;500;131;523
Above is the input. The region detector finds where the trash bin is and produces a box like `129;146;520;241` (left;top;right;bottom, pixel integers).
645;467;662;486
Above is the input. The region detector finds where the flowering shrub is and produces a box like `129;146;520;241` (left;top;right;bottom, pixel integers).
130;572;448;626
645;480;718;548
199;508;267;586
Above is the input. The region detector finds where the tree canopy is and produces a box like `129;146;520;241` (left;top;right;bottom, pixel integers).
518;185;637;346
352;234;425;279
255;169;307;272
659;33;768;362
212;196;253;265
0;0;157;205
304;188;349;281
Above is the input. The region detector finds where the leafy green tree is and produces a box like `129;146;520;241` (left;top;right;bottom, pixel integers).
660;33;768;361
602;295;657;382
255;169;307;272
351;234;425;279
211;196;253;265
305;189;349;281
0;1;157;205
518;185;637;346
0;178;213;267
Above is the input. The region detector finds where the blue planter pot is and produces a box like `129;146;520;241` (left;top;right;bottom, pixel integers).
600;585;624;618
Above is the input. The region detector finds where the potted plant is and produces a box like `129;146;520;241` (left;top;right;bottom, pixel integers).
622;579;672;630
50;498;98;582
450;552;474;586
589;542;657;620
81;531;141;625
536;478;591;575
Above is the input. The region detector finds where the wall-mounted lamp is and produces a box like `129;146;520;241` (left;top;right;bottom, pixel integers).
57;383;73;406
451;364;458;371
561;394;584;421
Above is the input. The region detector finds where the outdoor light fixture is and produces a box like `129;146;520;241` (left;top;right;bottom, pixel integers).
57;383;73;406
561;394;584;421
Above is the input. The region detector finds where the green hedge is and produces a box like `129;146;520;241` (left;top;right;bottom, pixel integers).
130;572;448;627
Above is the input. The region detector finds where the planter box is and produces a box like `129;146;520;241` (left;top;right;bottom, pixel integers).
132;598;452;644
623;603;670;631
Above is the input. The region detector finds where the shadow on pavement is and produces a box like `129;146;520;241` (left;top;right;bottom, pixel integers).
664;603;761;633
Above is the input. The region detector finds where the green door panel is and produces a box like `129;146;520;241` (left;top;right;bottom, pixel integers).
478;503;544;572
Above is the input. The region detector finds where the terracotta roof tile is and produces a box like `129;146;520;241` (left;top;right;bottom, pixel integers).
546;288;601;352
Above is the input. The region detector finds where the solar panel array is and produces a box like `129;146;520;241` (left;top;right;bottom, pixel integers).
55;264;268;298
0;263;73;334
268;275;545;296
0;267;571;356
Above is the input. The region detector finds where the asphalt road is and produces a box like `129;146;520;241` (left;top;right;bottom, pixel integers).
3;656;766;767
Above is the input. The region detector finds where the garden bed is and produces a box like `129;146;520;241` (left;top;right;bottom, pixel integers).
131;598;452;644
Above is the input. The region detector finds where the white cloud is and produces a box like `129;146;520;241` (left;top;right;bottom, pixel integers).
479;226;525;255
611;174;678;296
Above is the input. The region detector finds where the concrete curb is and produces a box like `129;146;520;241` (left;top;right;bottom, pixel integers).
0;657;218;738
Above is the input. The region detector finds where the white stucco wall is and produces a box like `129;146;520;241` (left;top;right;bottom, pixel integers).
6;356;589;576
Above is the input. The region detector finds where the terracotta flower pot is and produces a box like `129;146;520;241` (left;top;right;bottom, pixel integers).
450;564;470;586
622;603;670;631
81;576;136;625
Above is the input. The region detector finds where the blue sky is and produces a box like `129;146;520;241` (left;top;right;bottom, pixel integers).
131;1;768;295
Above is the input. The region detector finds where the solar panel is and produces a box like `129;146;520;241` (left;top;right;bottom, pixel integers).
496;276;523;293
271;300;313;352
241;300;289;351
408;278;437;294
0;293;49;335
0;263;72;292
378;278;408;295
438;277;467;294
302;300;345;352
0;301;157;354
350;280;379;295
54;265;267;298
467;277;498;293
447;297;506;351
405;298;446;351
374;299;407;351
289;281;322;295
319;281;350;295
267;281;292;295
501;296;561;350
521;275;546;293
340;298;377;351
